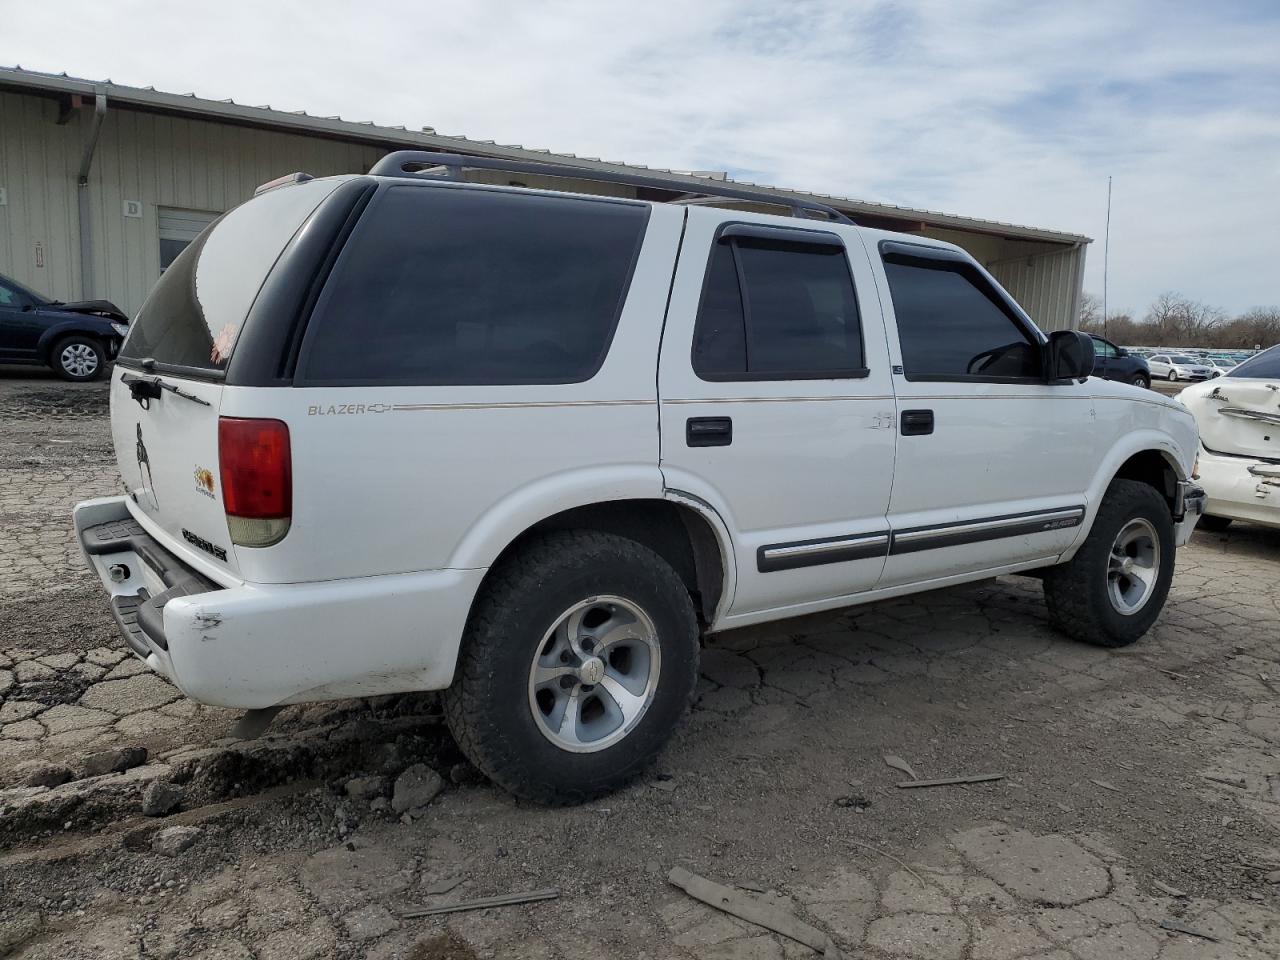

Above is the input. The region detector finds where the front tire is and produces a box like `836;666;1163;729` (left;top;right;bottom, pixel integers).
1131;374;1150;389
443;530;699;804
53;336;106;381
1168;369;1179;381
1043;479;1175;648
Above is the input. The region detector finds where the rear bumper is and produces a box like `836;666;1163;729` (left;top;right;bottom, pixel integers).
73;496;484;708
1195;449;1280;528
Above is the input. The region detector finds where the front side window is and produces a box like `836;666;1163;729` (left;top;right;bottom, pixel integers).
300;186;649;385
0;281;23;307
691;232;864;380
1091;337;1119;359
883;257;1040;381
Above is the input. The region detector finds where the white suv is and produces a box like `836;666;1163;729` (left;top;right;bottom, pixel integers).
74;152;1205;802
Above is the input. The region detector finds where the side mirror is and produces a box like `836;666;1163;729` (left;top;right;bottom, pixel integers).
1115;347;1127;357
20;303;33;312
1045;330;1095;381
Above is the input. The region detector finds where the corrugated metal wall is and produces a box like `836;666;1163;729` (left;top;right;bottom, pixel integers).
986;243;1086;332
0;90;383;316
0;92;84;303
923;227;1086;332
2;87;1087;328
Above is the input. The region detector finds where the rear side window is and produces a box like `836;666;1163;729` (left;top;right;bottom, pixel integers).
121;179;342;374
692;231;864;380
1229;345;1280;379
298;186;649;385
883;256;1040;381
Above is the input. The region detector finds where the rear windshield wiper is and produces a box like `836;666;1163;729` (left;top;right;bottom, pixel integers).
120;372;211;408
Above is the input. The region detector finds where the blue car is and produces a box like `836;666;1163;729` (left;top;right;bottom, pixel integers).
0;273;129;381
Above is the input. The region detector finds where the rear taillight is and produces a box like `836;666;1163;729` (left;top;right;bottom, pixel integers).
218;417;292;547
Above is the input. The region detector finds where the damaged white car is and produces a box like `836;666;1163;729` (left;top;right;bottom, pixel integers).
1179;344;1280;531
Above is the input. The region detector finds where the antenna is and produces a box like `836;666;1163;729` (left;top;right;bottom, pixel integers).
1103;175;1112;339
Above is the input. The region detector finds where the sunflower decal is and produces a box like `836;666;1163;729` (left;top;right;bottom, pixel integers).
194;467;216;497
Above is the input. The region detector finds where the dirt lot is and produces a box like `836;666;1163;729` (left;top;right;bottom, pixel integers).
3;369;1280;960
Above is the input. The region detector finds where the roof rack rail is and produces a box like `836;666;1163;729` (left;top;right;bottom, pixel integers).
368;150;854;225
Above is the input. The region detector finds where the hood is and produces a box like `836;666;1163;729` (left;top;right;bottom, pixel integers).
50;299;129;323
1179;378;1280;461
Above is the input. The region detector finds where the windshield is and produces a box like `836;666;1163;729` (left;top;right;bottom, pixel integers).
0;276;50;305
1228;345;1280;379
1170;355;1196;363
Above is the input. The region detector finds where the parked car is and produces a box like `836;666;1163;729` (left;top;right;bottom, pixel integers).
0;272;129;381
1206;357;1238;375
1147;353;1215;382
73;152;1206;803
1089;335;1151;387
1178;345;1280;532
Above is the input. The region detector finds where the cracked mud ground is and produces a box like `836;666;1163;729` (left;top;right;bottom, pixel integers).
4;372;1280;959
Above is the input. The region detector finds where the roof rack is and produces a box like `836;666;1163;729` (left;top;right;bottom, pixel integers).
368;150;855;225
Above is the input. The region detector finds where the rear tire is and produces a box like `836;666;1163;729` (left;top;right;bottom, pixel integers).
52;336;106;381
443;530;699;804
1198;514;1233;533
1044;479;1175;648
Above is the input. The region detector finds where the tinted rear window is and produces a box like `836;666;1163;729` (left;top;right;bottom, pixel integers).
298;185;649;385
1229;346;1280;379
120;179;342;374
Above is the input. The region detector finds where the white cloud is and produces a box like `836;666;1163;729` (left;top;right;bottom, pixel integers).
4;0;1278;314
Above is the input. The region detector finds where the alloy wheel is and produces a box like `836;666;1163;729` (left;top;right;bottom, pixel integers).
527;595;660;753
1107;518;1161;615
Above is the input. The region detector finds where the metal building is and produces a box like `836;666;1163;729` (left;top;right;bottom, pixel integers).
0;66;1090;326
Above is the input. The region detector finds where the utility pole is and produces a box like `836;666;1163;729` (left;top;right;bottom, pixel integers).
1103;176;1112;340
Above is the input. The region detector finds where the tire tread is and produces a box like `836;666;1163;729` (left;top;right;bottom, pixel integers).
443;529;698;805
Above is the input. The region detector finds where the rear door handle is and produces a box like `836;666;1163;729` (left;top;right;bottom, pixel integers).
901;409;934;436
686;417;732;447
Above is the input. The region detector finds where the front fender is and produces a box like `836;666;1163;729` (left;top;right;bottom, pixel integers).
35;316;118;361
1061;424;1196;560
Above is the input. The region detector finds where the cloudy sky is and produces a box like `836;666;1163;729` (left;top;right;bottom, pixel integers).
5;0;1278;316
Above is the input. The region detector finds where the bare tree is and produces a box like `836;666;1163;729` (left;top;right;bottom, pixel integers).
1142;292;1226;346
1078;292;1103;333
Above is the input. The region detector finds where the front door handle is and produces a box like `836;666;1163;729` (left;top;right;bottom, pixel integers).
901;409;934;436
686;417;732;447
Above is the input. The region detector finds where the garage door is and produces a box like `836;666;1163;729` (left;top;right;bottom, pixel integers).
158;208;219;270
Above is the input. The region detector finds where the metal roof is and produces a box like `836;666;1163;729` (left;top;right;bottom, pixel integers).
0;65;1091;246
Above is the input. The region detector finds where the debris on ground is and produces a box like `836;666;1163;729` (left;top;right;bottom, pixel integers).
140;779;185;816
150;825;202;857
896;774;1004;789
667;866;843;958
391;763;445;813
422;875;465;895
1089;778;1121;792
399;888;560;918
1152;879;1188;898
1202;773;1248;789
883;754;919;781
77;745;147;778
1158;918;1220;942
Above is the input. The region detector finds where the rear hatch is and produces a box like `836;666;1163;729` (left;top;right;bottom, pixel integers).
1183;370;1280;462
111;177;349;578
